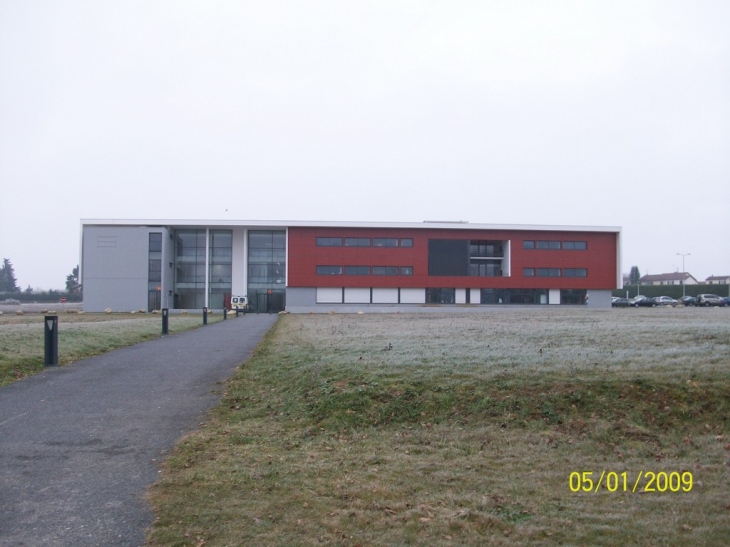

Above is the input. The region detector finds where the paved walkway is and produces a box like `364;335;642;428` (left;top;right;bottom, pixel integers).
0;314;278;547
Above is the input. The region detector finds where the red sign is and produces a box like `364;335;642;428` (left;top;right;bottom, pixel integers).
60;297;67;303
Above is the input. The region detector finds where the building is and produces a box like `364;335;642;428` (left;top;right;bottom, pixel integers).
80;219;622;312
638;272;698;286
705;275;730;285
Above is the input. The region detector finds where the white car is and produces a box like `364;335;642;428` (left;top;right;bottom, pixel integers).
654;296;677;307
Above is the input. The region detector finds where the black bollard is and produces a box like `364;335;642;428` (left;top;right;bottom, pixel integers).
203;307;208;325
162;308;169;335
44;315;59;366
223;308;227;320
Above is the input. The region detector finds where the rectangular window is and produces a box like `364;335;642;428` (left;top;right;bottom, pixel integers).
344;266;370;275
563;241;587;250
373;266;399;275
316;237;342;246
469;240;502;257
523;268;535;277
373;238;399;247
400;238;413;247
536;241;561;250
400;266;413;275
523;240;535;249
149;232;162;252
426;288;455;304
316;265;343;275
344;238;370;247
564;268;587;277
537;268;561;277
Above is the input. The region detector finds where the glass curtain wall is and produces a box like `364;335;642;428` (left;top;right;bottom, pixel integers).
174;229;206;309
248;230;286;312
209;230;232;309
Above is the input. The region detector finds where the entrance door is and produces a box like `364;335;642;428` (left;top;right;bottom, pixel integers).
148;290;161;312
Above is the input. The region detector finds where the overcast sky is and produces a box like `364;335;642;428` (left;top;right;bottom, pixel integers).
1;1;728;290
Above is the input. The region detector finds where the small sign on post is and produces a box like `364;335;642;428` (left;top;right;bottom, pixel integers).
161;308;169;335
44;315;59;366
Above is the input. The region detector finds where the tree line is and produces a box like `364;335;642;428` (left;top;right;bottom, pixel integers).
0;258;81;297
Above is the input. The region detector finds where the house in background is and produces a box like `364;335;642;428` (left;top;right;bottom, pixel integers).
705;275;730;285
639;272;698;286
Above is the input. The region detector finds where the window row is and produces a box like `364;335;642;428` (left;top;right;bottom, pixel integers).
523;240;587;250
316;265;414;276
523;268;587;277
316;237;413;248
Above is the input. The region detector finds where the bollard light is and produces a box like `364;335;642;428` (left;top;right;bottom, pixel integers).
44;315;59;366
162;308;169;335
203;307;208;325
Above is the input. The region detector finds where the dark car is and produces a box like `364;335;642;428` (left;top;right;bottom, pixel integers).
678;296;698;307
721;297;730;307
630;295;655;307
612;297;630;307
697;294;723;307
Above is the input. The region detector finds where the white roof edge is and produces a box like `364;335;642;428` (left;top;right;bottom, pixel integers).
80;218;621;233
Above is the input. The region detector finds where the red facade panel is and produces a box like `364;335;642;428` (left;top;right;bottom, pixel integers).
287;227;618;290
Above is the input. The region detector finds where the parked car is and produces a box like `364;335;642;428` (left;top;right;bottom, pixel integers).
678;296;698;307
697;294;723;307
654;296;677;307
629;295;653;307
612;297;631;307
721;297;730;307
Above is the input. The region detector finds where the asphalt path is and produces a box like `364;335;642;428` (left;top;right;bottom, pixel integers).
0;314;278;547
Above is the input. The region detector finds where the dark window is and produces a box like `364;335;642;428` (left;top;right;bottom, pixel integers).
523;268;535;277
481;288;548;305
426;288;455;304
345;238;370;247
561;289;586;304
523;240;535;249
469;240;502;257
469;261;501;276
400;238;413;247
400;266;413;275
373;238;399;247
537;268;561;277
148;259;162;282
316;265;342;275
564;268;587;277
536;241;561;250
149;232;162;252
373;266;399;275
563;241;587;250
428;239;469;276
344;266;370;275
316;237;342;247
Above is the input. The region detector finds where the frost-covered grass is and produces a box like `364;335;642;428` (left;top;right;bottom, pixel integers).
148;309;730;546
0;312;223;386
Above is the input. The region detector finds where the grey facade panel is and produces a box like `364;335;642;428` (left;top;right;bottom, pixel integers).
82;226;170;312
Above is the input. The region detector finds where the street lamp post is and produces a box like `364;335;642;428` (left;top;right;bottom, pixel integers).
676;253;690;297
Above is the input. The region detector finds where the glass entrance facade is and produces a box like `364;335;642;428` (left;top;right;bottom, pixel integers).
174;229;206;309
208;230;232;309
247;230;286;312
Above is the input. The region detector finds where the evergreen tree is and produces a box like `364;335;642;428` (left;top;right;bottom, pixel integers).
629;265;641;285
0;258;20;293
66;265;81;295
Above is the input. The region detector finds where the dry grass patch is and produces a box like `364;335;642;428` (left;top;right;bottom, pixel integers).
0;312;224;386
148;309;730;546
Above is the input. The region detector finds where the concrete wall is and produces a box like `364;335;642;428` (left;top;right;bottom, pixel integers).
82;226;171;312
586;290;611;309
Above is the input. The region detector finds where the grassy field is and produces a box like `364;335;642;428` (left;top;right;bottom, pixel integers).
146;308;730;546
0;311;223;387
